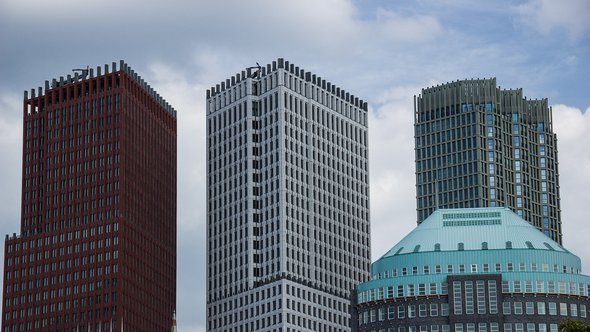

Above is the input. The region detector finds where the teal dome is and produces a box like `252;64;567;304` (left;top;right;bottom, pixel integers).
357;207;589;302
380;207;566;259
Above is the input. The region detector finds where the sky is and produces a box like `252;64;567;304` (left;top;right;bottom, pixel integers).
0;0;589;330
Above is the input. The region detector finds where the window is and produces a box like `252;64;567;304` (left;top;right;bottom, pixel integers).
503;302;511;315
441;303;450;316
408;305;416;318
419;304;427;317
465;281;474;314
537;302;546;315
398;305;405;318
488;280;498;314
379;308;385;321
514;302;523;315
447;265;453;273
526;302;534;315
477;280;486;314
419;284;426;295
490;323;499;332
548;302;557;315
571;303;578;317
453;282;463;315
560;303;568;316
388;306;395;320
430;283;437;295
430;303;439;316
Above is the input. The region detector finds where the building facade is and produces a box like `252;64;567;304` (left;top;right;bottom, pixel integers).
414;79;561;243
2;61;177;331
354;207;590;332
206;58;371;331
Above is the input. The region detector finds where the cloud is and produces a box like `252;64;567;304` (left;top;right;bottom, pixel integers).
1;0;590;329
375;8;444;43
516;0;590;40
145;61;208;327
368;85;420;259
0;91;22;225
552;104;590;269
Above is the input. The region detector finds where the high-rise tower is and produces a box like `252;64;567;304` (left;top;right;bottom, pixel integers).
206;58;371;331
2;61;177;331
414;78;561;243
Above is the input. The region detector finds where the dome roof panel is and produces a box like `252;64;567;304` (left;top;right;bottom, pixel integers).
379;207;565;260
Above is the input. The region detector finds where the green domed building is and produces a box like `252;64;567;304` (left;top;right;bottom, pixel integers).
354;207;590;332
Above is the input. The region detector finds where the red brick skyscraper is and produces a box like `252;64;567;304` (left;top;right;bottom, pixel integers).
2;61;177;331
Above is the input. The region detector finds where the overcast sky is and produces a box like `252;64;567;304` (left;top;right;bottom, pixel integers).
0;0;589;331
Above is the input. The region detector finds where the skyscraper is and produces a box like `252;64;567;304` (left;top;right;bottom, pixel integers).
206;58;371;331
2;61;177;331
414;78;561;243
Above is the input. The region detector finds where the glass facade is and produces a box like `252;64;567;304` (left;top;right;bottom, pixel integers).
414;79;561;243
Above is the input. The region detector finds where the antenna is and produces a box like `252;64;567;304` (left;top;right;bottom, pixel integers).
72;66;90;80
246;62;262;79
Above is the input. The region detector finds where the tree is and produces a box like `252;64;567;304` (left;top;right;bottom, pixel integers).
559;319;590;332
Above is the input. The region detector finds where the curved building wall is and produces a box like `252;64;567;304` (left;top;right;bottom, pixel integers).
354;208;590;332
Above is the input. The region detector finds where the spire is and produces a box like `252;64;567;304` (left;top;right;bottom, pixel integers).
171;310;177;332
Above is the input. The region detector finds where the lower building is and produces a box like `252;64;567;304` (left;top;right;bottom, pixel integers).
354;207;590;332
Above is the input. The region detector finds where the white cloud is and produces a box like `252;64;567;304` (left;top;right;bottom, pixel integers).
368;85;420;259
552;105;590;271
0;92;22;226
517;0;590;40
145;62;208;327
1;0;590;329
375;8;444;43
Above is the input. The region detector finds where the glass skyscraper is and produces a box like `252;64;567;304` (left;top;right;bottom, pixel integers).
206;58;371;331
414;78;561;243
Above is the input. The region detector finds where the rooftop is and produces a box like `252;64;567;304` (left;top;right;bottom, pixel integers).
380;207;566;260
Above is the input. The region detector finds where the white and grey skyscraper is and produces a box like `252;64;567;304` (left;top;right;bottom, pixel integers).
206;58;371;331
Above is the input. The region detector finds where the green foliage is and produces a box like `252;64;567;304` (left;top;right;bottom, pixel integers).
559;319;590;332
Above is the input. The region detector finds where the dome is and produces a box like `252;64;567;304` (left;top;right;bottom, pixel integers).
379;207;566;259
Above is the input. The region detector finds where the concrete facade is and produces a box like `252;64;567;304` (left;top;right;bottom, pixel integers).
206;58;371;331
